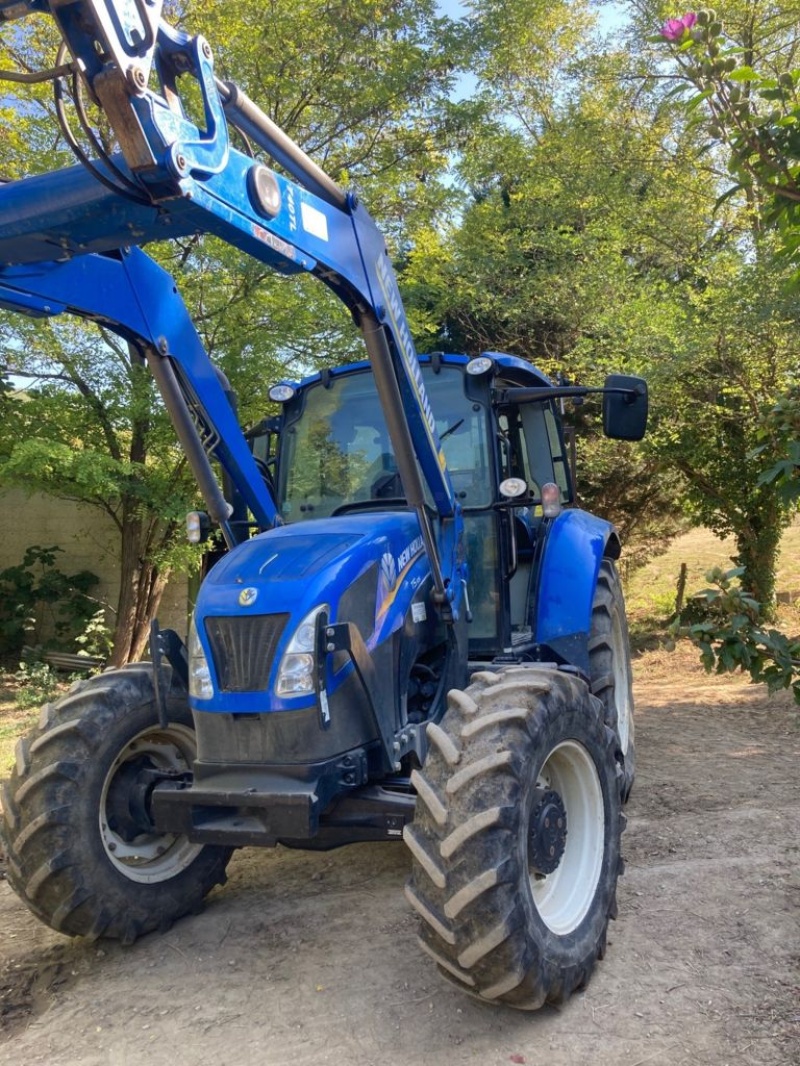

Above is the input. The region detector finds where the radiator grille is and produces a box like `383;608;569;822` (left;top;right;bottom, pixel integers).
204;614;289;692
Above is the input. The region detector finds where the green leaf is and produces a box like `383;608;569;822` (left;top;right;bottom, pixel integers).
686;88;714;113
714;183;747;210
728;67;760;82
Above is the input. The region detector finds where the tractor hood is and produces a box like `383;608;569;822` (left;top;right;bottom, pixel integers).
190;511;430;713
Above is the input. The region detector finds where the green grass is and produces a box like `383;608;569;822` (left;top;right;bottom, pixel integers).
0;674;68;777
0;703;38;778
624;522;800;640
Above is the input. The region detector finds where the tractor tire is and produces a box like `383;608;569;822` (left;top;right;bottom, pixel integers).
405;667;623;1010
0;663;232;944
589;560;636;802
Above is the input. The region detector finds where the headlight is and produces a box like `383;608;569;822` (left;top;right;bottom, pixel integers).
276;605;328;696
188;616;214;700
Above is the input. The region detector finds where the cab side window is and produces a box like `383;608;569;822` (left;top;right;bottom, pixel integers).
509;401;572;503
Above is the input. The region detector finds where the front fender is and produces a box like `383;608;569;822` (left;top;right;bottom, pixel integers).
534;509;619;673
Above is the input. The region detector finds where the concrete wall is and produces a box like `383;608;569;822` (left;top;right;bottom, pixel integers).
0;489;189;648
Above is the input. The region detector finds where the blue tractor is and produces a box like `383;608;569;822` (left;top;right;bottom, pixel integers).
0;0;646;1010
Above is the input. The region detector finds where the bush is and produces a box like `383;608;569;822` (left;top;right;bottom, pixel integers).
0;545;100;656
14;659;61;709
74;608;114;665
672;567;800;702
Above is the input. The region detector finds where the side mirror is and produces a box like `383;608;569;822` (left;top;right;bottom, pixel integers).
246;415;281;464
602;374;648;441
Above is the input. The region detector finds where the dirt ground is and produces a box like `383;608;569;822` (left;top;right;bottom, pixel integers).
0;647;798;1066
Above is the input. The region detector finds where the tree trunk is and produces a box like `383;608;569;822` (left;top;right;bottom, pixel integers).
733;495;787;619
109;503;173;666
107;358;178;667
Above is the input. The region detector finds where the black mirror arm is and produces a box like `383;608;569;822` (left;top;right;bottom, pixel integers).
494;385;643;406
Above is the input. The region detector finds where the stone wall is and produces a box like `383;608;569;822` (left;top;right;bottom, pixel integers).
0;489;189;648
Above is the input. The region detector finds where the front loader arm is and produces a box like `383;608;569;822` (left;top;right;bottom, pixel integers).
0;249;280;538
0;0;463;605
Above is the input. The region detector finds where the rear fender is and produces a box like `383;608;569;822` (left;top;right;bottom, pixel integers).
533;509;619;674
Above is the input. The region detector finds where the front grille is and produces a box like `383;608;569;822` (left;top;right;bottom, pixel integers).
205;614;289;692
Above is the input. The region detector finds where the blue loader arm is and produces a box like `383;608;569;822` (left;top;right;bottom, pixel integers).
0;0;463;608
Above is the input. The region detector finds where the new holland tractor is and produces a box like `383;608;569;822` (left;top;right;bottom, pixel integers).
0;0;646;1010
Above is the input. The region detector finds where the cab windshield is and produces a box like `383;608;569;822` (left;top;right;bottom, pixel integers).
279;366;491;521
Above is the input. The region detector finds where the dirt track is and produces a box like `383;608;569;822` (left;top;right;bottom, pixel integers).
1;650;798;1066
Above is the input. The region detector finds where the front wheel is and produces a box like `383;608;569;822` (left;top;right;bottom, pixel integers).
0;664;232;943
404;667;623;1010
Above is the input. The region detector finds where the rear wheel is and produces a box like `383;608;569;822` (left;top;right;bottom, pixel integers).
590;560;636;802
0;664;232;943
405;667;623;1009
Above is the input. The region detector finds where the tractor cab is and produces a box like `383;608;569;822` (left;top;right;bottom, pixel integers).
266;353;581;663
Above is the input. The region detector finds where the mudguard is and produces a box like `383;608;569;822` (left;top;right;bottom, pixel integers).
534;509;620;674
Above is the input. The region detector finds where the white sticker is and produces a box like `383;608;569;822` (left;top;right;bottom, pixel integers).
319;689;331;724
412;602;427;623
301;202;329;242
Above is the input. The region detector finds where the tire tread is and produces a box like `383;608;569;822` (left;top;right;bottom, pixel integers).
0;665;232;943
406;666;624;1009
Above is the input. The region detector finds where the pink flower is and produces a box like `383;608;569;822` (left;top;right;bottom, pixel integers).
661;12;697;41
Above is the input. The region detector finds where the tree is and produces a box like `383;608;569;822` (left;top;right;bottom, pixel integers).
399;0;800;599
401;24;725;559
645;245;798;608
654;2;800;510
643;0;800;697
0;317;198;664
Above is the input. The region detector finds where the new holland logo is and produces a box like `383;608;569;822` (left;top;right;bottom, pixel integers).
380;551;397;592
238;587;258;607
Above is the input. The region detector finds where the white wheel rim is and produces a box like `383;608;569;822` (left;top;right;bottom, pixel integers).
99;724;203;884
611;608;632;755
529;740;605;935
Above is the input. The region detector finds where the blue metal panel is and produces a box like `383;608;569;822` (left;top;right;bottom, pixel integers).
0;164;195;265
190;511;437;713
535;509;615;642
489;352;554;388
0;0;48;12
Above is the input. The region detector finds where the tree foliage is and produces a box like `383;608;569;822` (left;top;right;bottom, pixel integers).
673;566;800;703
0;545;99;657
402;0;800;597
654;2;800;508
403;22;732;562
652;0;800;690
0;0;473;663
644;244;798;607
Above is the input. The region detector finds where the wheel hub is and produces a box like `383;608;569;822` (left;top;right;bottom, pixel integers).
105;757;158;841
529;788;567;875
105;757;191;842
